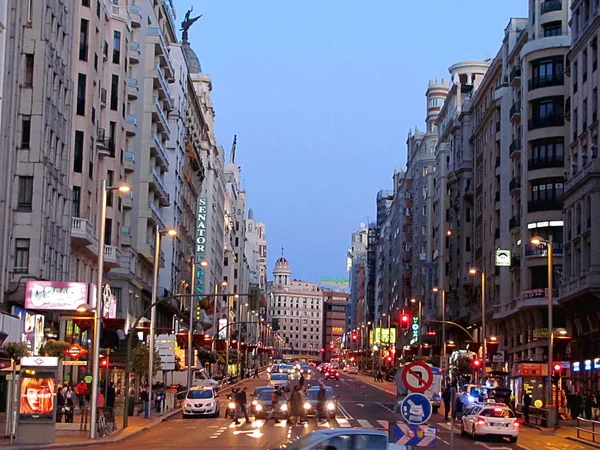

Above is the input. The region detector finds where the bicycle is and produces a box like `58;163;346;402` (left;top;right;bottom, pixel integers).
97;408;108;438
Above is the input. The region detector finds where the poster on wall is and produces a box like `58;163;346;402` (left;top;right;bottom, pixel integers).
19;373;55;421
16;307;44;355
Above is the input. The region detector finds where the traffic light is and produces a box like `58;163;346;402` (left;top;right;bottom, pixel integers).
472;359;481;369
400;314;410;330
386;356;393;363
329;343;334;349
100;357;108;368
352;333;357;342
552;362;562;385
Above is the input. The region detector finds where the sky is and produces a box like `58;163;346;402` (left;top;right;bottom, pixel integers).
176;0;529;282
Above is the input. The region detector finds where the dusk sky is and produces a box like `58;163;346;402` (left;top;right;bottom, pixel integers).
177;0;528;282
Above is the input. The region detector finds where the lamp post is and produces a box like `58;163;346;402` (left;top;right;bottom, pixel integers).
432;287;446;363
411;298;422;357
531;235;554;413
90;180;130;439
147;225;177;418
469;268;486;383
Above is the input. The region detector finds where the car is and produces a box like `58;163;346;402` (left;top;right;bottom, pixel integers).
269;373;291;391
324;368;340;380
303;385;338;418
250;386;275;414
268;364;280;376
317;364;328;373
182;386;220;418
463;384;489;404
271;428;407;450
348;366;359;375
252;389;289;419
460;402;519;443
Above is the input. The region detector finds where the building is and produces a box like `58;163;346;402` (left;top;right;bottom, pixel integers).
561;0;600;381
322;291;349;361
373;190;393;324
268;256;323;359
347;225;368;335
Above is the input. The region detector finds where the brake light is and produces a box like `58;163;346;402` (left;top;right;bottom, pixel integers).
494;408;503;412
514;422;519;428
476;419;486;426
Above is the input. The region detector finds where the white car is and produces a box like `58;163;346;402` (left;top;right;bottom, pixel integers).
268;373;290;391
348;366;359;374
273;429;407;450
182;387;220;418
460;402;519;443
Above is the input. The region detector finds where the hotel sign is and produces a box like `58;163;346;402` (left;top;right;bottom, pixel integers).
195;197;207;298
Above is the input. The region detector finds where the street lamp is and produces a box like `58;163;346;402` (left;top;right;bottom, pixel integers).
148;225;177;418
469;267;486;383
411;298;422;357
531;235;554;414
90;180;130;439
432;287;446;364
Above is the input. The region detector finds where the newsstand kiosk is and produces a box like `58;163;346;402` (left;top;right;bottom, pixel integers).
15;356;59;445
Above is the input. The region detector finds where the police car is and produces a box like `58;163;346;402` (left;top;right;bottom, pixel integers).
460;402;519;443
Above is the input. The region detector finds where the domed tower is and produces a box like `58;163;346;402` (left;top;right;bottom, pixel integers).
425;78;450;134
273;254;291;286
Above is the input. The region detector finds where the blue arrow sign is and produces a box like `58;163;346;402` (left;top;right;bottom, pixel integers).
390;423;438;447
400;393;432;425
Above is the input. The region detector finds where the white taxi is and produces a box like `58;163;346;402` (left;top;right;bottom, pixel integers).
182;386;220;418
460;402;519;443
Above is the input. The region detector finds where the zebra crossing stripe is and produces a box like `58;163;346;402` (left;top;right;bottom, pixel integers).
336;417;351;427
357;419;373;428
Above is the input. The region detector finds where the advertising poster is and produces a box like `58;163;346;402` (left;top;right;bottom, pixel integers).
19;374;55;421
218;318;228;340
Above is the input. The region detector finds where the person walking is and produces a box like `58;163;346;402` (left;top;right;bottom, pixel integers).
253;367;259;378
442;386;452;421
57;387;65;423
233;387;250;424
317;384;329;422
137;386;149;418
287;386;304;425
75;380;87;409
523;392;531;424
298;373;305;389
585;391;594;420
454;390;464;420
106;382;116;409
268;386;282;423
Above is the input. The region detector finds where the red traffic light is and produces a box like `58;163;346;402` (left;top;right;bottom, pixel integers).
329;343;334;349
473;359;481;368
400;314;410;330
100;358;108;367
386;356;393;363
553;363;562;373
352;334;357;342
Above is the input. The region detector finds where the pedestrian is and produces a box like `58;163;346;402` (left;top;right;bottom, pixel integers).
317;384;329;422
137;386;149;418
573;391;583;420
585;390;594;420
442;386;452;421
523;392;531;424
57;387;65;423
268;386;282;423
287;386;304;425
75;380;87;409
298;373;305;389
253;367;259;378
106;382;116;409
233;387;250;424
454;390;464;420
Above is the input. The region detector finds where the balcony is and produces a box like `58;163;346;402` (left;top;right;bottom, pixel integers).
541;0;562;14
127;77;139;99
129;5;141;27
149;167;170;206
123;151;135;172
528;114;564;130
510;66;521;86
71;217;97;247
152;97;171;137
142;236;166;267
528;155;564;171
148;201;166;228
100;88;107;108
154;63;173;110
125;114;137;136
121;226;132;246
527;198;563;212
122;192;133;209
528;72;564;90
104;245;121;269
111;5;130;24
510;102;521;121
128;41;140;63
565;157;600;193
509;215;521;231
510;139;522;157
96;128;111;157
147;27;174;80
509;176;521;193
151;132;169;170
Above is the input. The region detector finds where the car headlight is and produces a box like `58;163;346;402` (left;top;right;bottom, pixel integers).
327;402;335;411
252;400;257;405
280;404;288;411
256;404;263;411
205;403;213;407
267;368;271;372
304;402;311;410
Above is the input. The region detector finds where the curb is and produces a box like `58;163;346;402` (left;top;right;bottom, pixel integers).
565;436;600;449
0;408;182;450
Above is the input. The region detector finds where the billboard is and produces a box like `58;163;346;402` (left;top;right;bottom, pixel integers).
370;327;397;346
25;281;89;311
19;374;55;421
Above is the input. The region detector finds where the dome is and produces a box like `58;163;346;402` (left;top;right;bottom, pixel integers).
182;41;202;74
275;256;289;266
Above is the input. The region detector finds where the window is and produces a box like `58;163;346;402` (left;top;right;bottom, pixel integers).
531;180;563;202
73;130;84;173
105;218;112;246
110;75;119;111
594;88;598;121
543;21;562;37
106;170;114;206
24;54;34;87
76;73;86;115
88;136;94;179
14;239;30;273
21;116;31;148
530;57;564;89
112;31;121;64
17;176;33;211
79;19;89;61
82;0;89;6
72;186;81;217
593;38;598;71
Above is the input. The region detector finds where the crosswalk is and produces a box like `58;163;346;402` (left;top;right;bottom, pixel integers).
222;417;392;430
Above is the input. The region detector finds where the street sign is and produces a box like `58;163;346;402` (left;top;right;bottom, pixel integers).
400;393;433;425
63;360;86;366
390;422;437;447
156;333;176;371
402;361;433;393
492;351;505;363
440;356;448;371
63;344;89;360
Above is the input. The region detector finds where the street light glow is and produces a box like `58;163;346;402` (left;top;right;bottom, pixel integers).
432;287;439;293
469;268;477;275
221;281;228;287
410;298;417;303
200;260;208;267
114;183;131;193
530;236;547;245
166;228;177;237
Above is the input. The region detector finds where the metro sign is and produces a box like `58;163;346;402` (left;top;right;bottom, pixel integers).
63;344;89;360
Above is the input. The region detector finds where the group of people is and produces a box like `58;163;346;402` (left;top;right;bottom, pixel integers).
56;380;117;423
565;390;600;420
240;367;260;380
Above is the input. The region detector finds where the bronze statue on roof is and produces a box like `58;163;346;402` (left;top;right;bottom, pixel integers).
181;7;202;42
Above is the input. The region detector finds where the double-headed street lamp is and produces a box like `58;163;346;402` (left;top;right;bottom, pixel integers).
147;225;177;418
90;180;130;439
469;267;486;382
531;235;555;414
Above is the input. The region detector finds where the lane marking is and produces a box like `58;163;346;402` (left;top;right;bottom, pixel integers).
357;419;373;428
337;417;351;428
185;426;197;429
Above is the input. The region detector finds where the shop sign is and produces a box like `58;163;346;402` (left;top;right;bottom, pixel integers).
25;281;89;311
194;198;207;297
573;361;581;372
585;360;592;371
63;360;86;366
492;351;505;363
520;289;546;300
594;359;600;369
533;328;548;339
411;317;420;344
495;249;511;267
521;363;544;376
63;344;88;360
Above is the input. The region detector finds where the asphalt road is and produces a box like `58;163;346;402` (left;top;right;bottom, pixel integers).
75;369;595;450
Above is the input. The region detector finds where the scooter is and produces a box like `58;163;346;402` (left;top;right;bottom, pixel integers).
224;394;236;419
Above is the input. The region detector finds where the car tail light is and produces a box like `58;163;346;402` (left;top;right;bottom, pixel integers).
494;408;503;412
514;422;519;428
476;419;486;426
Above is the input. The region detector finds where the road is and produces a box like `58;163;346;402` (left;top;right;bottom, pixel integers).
76;368;594;450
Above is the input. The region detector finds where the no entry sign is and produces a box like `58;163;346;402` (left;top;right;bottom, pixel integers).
402;361;433;393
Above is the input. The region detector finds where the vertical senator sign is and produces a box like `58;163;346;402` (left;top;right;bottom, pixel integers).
195;197;208;298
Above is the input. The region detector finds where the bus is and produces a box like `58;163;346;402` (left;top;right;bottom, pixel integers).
329;357;340;369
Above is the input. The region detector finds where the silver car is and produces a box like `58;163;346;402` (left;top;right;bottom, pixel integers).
268;373;290;391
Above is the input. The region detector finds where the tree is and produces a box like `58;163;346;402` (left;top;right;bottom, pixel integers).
39;339;71;357
4;342;29;363
130;344;162;377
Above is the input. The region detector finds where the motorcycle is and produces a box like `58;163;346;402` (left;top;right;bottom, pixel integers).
224;394;237;419
155;389;165;412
